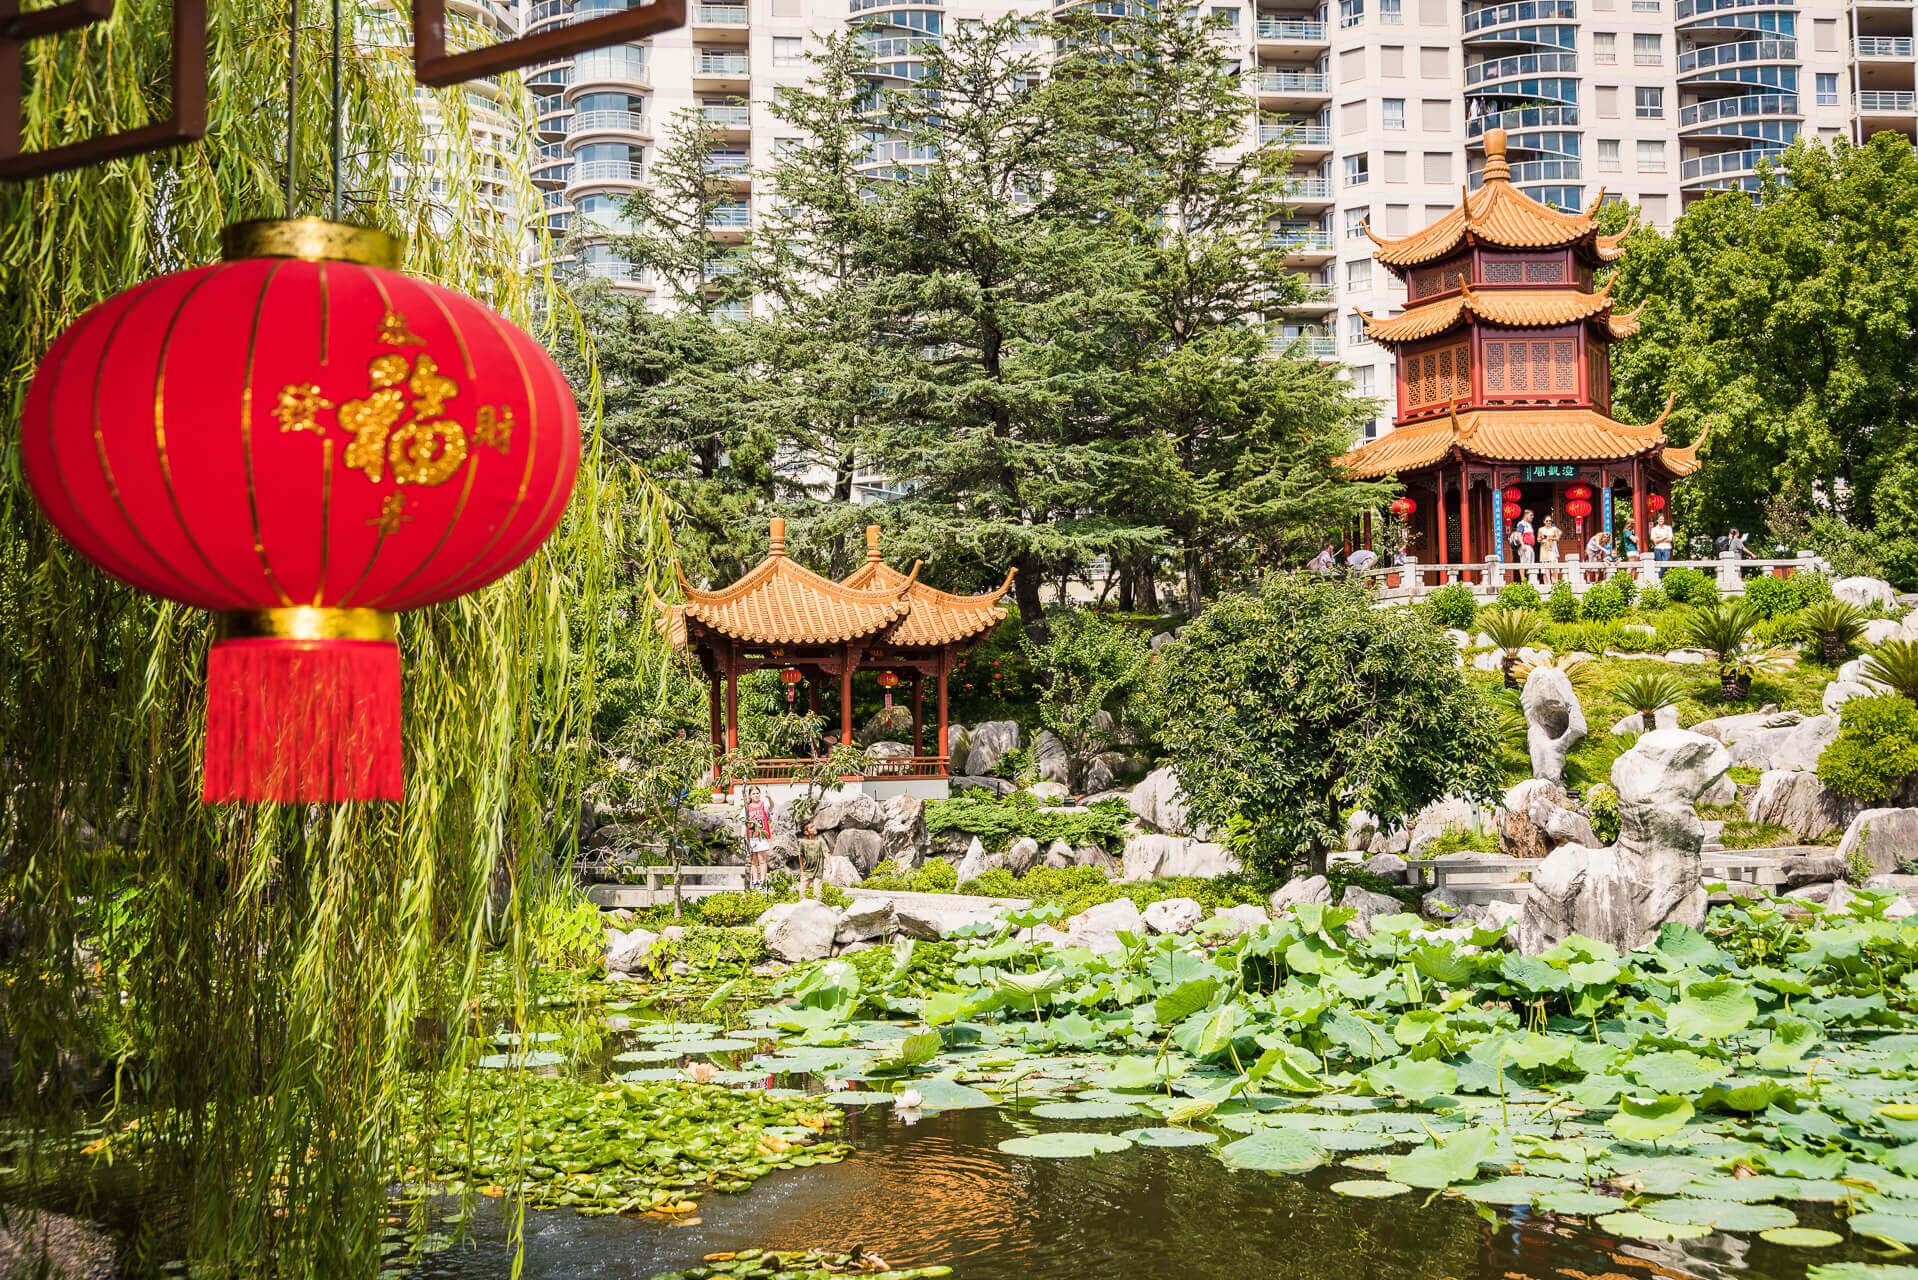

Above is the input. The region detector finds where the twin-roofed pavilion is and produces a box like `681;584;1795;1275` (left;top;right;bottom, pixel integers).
656;519;1013;785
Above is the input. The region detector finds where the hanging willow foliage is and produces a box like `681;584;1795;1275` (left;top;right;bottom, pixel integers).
0;3;672;1275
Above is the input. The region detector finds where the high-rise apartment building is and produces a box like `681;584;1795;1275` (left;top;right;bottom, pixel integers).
515;0;1915;443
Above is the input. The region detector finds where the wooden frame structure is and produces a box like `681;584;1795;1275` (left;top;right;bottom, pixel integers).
1337;128;1704;578
656;520;1013;782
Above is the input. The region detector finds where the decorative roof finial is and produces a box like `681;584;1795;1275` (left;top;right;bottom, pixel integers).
865;524;882;564
769;517;787;556
1482;128;1511;184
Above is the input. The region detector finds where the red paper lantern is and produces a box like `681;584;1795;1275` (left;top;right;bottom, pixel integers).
1565;499;1592;521
1564;484;1593;501
877;669;901;708
780;667;804;707
1646;494;1667;513
1390;497;1417;518
1502;502;1521;521
20;219;580;804
1502;487;1522;502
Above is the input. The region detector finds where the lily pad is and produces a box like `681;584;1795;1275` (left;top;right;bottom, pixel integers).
1030;1100;1143;1121
1643;1199;1797;1231
1760;1227;1843;1247
1848;1211;1918;1245
1535;1189;1626;1216
652;1037;757;1055
1121;1127;1218;1148
1219;1128;1327;1174
998;1131;1133;1158
1459;1176;1572;1206
1331;1179;1412;1198
1597;1211;1712;1241
475;1051;564;1070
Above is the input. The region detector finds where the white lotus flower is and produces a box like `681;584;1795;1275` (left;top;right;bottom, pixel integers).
684;1061;719;1084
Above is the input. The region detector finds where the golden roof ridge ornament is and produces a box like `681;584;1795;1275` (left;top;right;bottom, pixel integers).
1481;128;1512;184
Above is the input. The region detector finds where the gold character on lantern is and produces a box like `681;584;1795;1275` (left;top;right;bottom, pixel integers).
368;493;411;534
379;309;424;346
339;354;411;482
387;418;468;486
275;383;333;434
475;405;513;451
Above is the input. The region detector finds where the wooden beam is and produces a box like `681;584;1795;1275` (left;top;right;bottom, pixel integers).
912;676;924;757
840;644;854;746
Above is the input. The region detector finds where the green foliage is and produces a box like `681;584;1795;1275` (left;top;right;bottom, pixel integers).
1579;579;1631;622
1800;599;1869;666
1661;567;1716;606
1496;581;1543;611
925;792;1132;853
1613;672;1686;732
1156;576;1504;875
1426;584;1478;631
1684;599;1761;663
1785;571;1834;611
1818;694;1918;802
528;893;612;970
1547;581;1580;622
1421;826;1497;856
1863;638;1918;703
1727;766;1763;785
1720;822;1796;850
861;861;960;894
1481;607;1547;683
1637;584;1668;610
1019;611;1151;791
1586;784;1622;844
1808;514;1918;591
956;866;1276;916
651;925;771;972
1742;575;1793;619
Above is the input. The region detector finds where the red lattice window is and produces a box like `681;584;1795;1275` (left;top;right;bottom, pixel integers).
1404;341;1471;410
1484;260;1524;284
1553;340;1577;391
1525;259;1566;283
1485;342;1506;392
1484;338;1577;399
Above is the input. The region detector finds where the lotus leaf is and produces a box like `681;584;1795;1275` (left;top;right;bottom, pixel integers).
1848;1211;1918;1245
1761;1227;1844;1247
1218;1128;1328;1174
997;1131;1133;1158
1121;1127;1219;1147
1457;1176;1572;1205
1535;1190;1627;1216
1597;1211;1711;1241
1363;1057;1458;1100
1029;1100;1143;1120
1643;1199;1797;1230
1607;1095;1695;1144
1383;1127;1495;1189
1330;1179;1412;1197
475;1051;564;1070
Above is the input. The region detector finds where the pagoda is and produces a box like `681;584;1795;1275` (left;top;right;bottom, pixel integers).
1336;129;1703;576
655;520;1012;793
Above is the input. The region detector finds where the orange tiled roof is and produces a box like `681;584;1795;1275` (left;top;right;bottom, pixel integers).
1659;419;1710;476
1367;131;1623;269
658;518;915;646
1357;277;1620;345
840;527;1014;647
1334;397;1679;478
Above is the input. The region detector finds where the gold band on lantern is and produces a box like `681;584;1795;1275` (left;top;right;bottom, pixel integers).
215;607;398;642
221;218;404;269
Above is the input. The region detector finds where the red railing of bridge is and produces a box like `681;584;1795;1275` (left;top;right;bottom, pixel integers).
737;755;949;783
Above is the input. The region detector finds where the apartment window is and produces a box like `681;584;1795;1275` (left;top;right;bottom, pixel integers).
1345;153;1371;185
1381;45;1405;76
1347;312;1371;344
1381;0;1403;23
1632;33;1661;65
1420;46;1447;77
1594;32;1616;64
1341;48;1367;81
1424;203;1452;221
1421;98;1449;130
772;36;804;67
1636;139;1667;171
1386;203;1410;234
1641;194;1667;222
1593;0;1613;10
1384;149;1408;180
1210;6;1240;30
1423;150;1452;182
1344;206;1371;238
1342;100;1368;134
1817;72;1838;106
1339;0;1363;27
1814;18;1837;52
1352;366;1375;397
1597;138;1621;171
1417;0;1444;23
1634;86;1663;118
1346;259;1374;290
1383;98;1406;130
1629;0;1658;10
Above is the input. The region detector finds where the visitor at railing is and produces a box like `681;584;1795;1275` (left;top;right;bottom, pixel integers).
1537;514;1562;584
1346;545;1379;573
1584;530;1615;580
1510;508;1537;577
1651;514;1674;574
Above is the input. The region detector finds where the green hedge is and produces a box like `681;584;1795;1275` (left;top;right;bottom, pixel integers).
925;791;1132;853
955;865;1277;916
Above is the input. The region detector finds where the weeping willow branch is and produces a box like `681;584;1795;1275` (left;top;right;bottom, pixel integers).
0;3;664;1275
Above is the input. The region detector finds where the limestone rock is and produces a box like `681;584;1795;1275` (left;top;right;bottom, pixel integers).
1516;729;1728;954
1121;833;1240;880
868;741;913;762
836;897;896;944
955;836;993;882
857;705;914;746
1862;618;1912;645
1834;576;1895;609
1340;885;1404;938
763;899;841;962
1747;769;1858;842
1004;836;1044;876
1824;680;1880;716
1269;875;1331;914
1691;709;1789;762
1361;852;1409;883
1420;887;1475;922
1757;714;1839;773
1346;810;1382;853
1610;705;1680;737
1043;839;1075;870
1142;896;1204;934
966;720;1022;777
1700;773;1737;807
1083;752;1123;794
945;724;972;775
1128;767;1195;836
1025;780;1070;802
1207;904;1272;938
1033;730;1070;784
814;789;882;833
952;775;1015;797
830;827;885;876
1500;779;1599;859
822;855;863;888
1521;665;1587;784
1063;897;1148;953
893;902;948;940
1836;808;1918;878
879;793;928;870
1406;796;1491;856
604;927;659;974
1074;843;1119;873
1777;852;1850;889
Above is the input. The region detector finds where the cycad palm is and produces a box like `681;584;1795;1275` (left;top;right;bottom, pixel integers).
1684;600;1762;699
1801;599;1868;666
1614;671;1686;734
1863;638;1918;705
1480;607;1545;689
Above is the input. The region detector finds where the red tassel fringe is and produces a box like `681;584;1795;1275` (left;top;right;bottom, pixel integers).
202;638;403;803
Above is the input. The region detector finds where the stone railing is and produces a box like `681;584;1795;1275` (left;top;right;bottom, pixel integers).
1356;551;1826;601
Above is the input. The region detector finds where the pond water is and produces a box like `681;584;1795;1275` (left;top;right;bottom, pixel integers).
410;1101;1876;1280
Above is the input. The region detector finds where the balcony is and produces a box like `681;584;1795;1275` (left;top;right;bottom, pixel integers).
1678;92;1798;129
530;0;643;28
1464;51;1577;87
1286;176;1334;200
1463;0;1576;34
1677;37;1795;75
695;52;752;81
700;103;752;130
1467;104;1578;136
1256;70;1331;96
571;160;646;185
1259;123;1333;149
1269;336;1338;357
693;1;751;38
705;205;752;232
1859;90;1918;113
1469;157;1581;185
1679;145;1785;183
568;109;649;138
1256;17;1329;42
1268;226;1335;258
1676;0;1791;18
1856;36;1915;57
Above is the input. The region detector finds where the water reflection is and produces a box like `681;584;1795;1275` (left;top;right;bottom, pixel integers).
409;1106;1863;1280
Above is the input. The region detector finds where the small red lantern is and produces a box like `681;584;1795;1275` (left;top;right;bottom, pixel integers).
1502;502;1522;521
1566;499;1592;522
1564;484;1593;501
780;667;804;707
1502;487;1522;502
1390;497;1417;518
1646;494;1667;513
20;219;581;803
877;669;901;709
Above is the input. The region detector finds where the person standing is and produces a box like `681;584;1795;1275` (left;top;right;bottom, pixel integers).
1510;509;1537;580
796;821;829;900
1650;514;1674;575
743;786;772;889
1536;515;1561;583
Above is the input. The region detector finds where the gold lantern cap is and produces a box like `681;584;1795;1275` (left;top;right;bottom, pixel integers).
222;218;404;269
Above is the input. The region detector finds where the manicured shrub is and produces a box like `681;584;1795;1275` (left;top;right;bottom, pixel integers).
1426;583;1477;632
1817;694;1918;802
1580;579;1629;622
1609;570;1637;608
1608;626;1662;654
1662;566;1717;606
1742;574;1792;619
1784;571;1833;612
1496;581;1542;611
1720;821;1796;850
925;791;1132;852
861;860;958;894
1547;580;1580;622
1583;784;1620;844
1637;584;1667;611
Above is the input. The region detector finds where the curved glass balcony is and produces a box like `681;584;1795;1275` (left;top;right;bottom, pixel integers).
572;46;649;89
1678;91;1798;128
1677;38;1795;75
1679;146;1785;183
1463;75;1579;103
1465;51;1577;87
1467;104;1578;135
529;0;640;28
1676;0;1791;18
571;160;647;184
568;109;649;137
1469;157;1581;186
1463;0;1576;35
